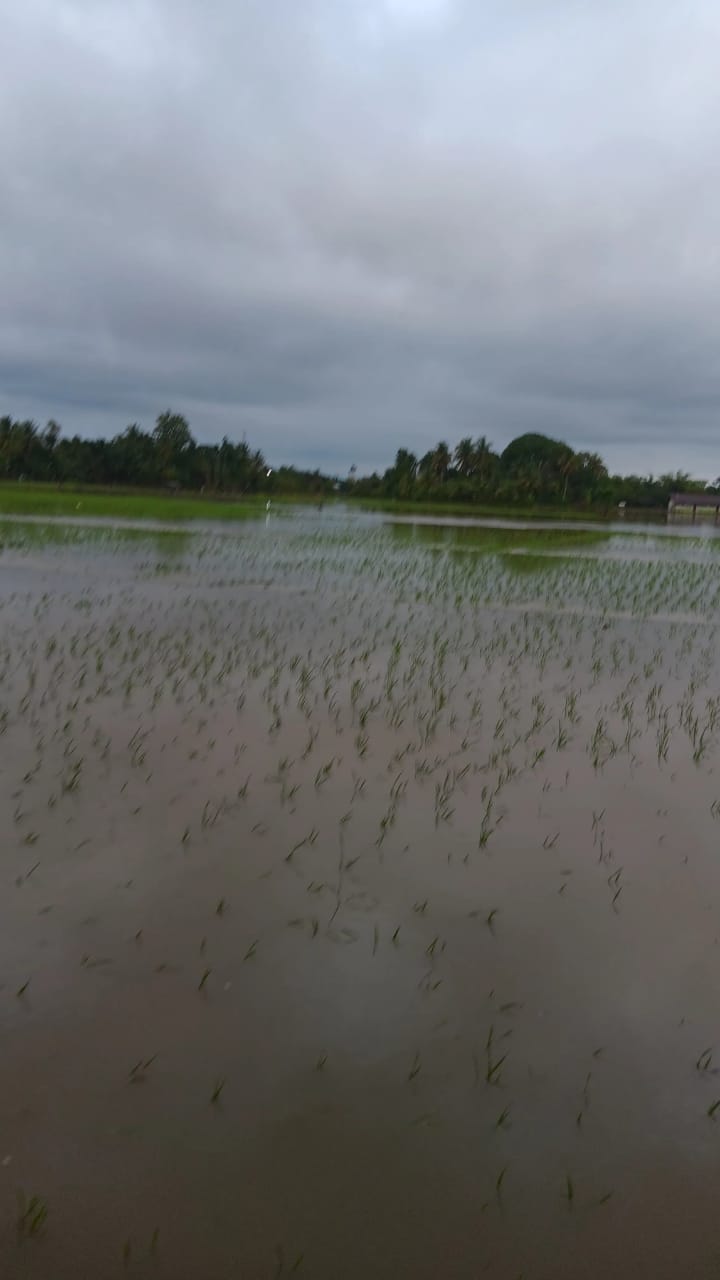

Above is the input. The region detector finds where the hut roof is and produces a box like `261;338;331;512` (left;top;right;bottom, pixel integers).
670;492;718;507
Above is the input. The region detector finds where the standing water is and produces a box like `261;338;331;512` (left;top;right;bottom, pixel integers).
2;509;720;1278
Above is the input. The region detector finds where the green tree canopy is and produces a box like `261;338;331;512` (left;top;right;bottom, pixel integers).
500;433;574;475
153;411;193;454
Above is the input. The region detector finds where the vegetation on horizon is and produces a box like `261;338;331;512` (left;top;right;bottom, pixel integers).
0;411;333;498
0;412;714;512
350;433;715;511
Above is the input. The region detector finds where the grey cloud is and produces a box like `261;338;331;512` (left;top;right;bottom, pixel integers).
2;0;720;476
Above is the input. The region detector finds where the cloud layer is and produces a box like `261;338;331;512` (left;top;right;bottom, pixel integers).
2;0;720;475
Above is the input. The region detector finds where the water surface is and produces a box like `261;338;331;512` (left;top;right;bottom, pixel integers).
1;509;720;1278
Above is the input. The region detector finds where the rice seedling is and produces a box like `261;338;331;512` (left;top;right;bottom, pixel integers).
16;1192;48;1241
486;1053;507;1086
496;1106;511;1129
129;1055;157;1083
696;1048;714;1073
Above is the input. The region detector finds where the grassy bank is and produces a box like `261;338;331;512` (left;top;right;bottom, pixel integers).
0;483;278;522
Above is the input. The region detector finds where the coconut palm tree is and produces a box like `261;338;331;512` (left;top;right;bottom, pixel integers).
430;441;452;483
454;437;475;477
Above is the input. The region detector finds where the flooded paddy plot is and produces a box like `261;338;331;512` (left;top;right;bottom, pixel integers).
2;511;720;1278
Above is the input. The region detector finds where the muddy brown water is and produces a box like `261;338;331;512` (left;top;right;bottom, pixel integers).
2;512;720;1278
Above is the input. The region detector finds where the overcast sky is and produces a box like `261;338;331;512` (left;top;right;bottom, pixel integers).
2;1;719;477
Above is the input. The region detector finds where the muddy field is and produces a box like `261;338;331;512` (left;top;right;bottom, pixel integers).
2;509;720;1279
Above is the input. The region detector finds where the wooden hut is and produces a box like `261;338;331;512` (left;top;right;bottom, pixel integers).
668;492;720;523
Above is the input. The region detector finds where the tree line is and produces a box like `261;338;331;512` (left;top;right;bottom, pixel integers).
0;412;333;496
0;413;712;510
345;433;712;510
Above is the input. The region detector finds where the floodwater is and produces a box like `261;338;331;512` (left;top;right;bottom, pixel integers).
2;510;720;1278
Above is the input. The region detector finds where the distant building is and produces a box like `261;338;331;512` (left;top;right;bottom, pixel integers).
668;492;720;522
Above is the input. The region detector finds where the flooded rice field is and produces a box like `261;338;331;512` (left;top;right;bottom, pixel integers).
2;509;720;1278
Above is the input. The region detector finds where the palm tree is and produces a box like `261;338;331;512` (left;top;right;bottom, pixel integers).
474;436;492;470
473;436;495;486
430;441;452;483
454;437;475;477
